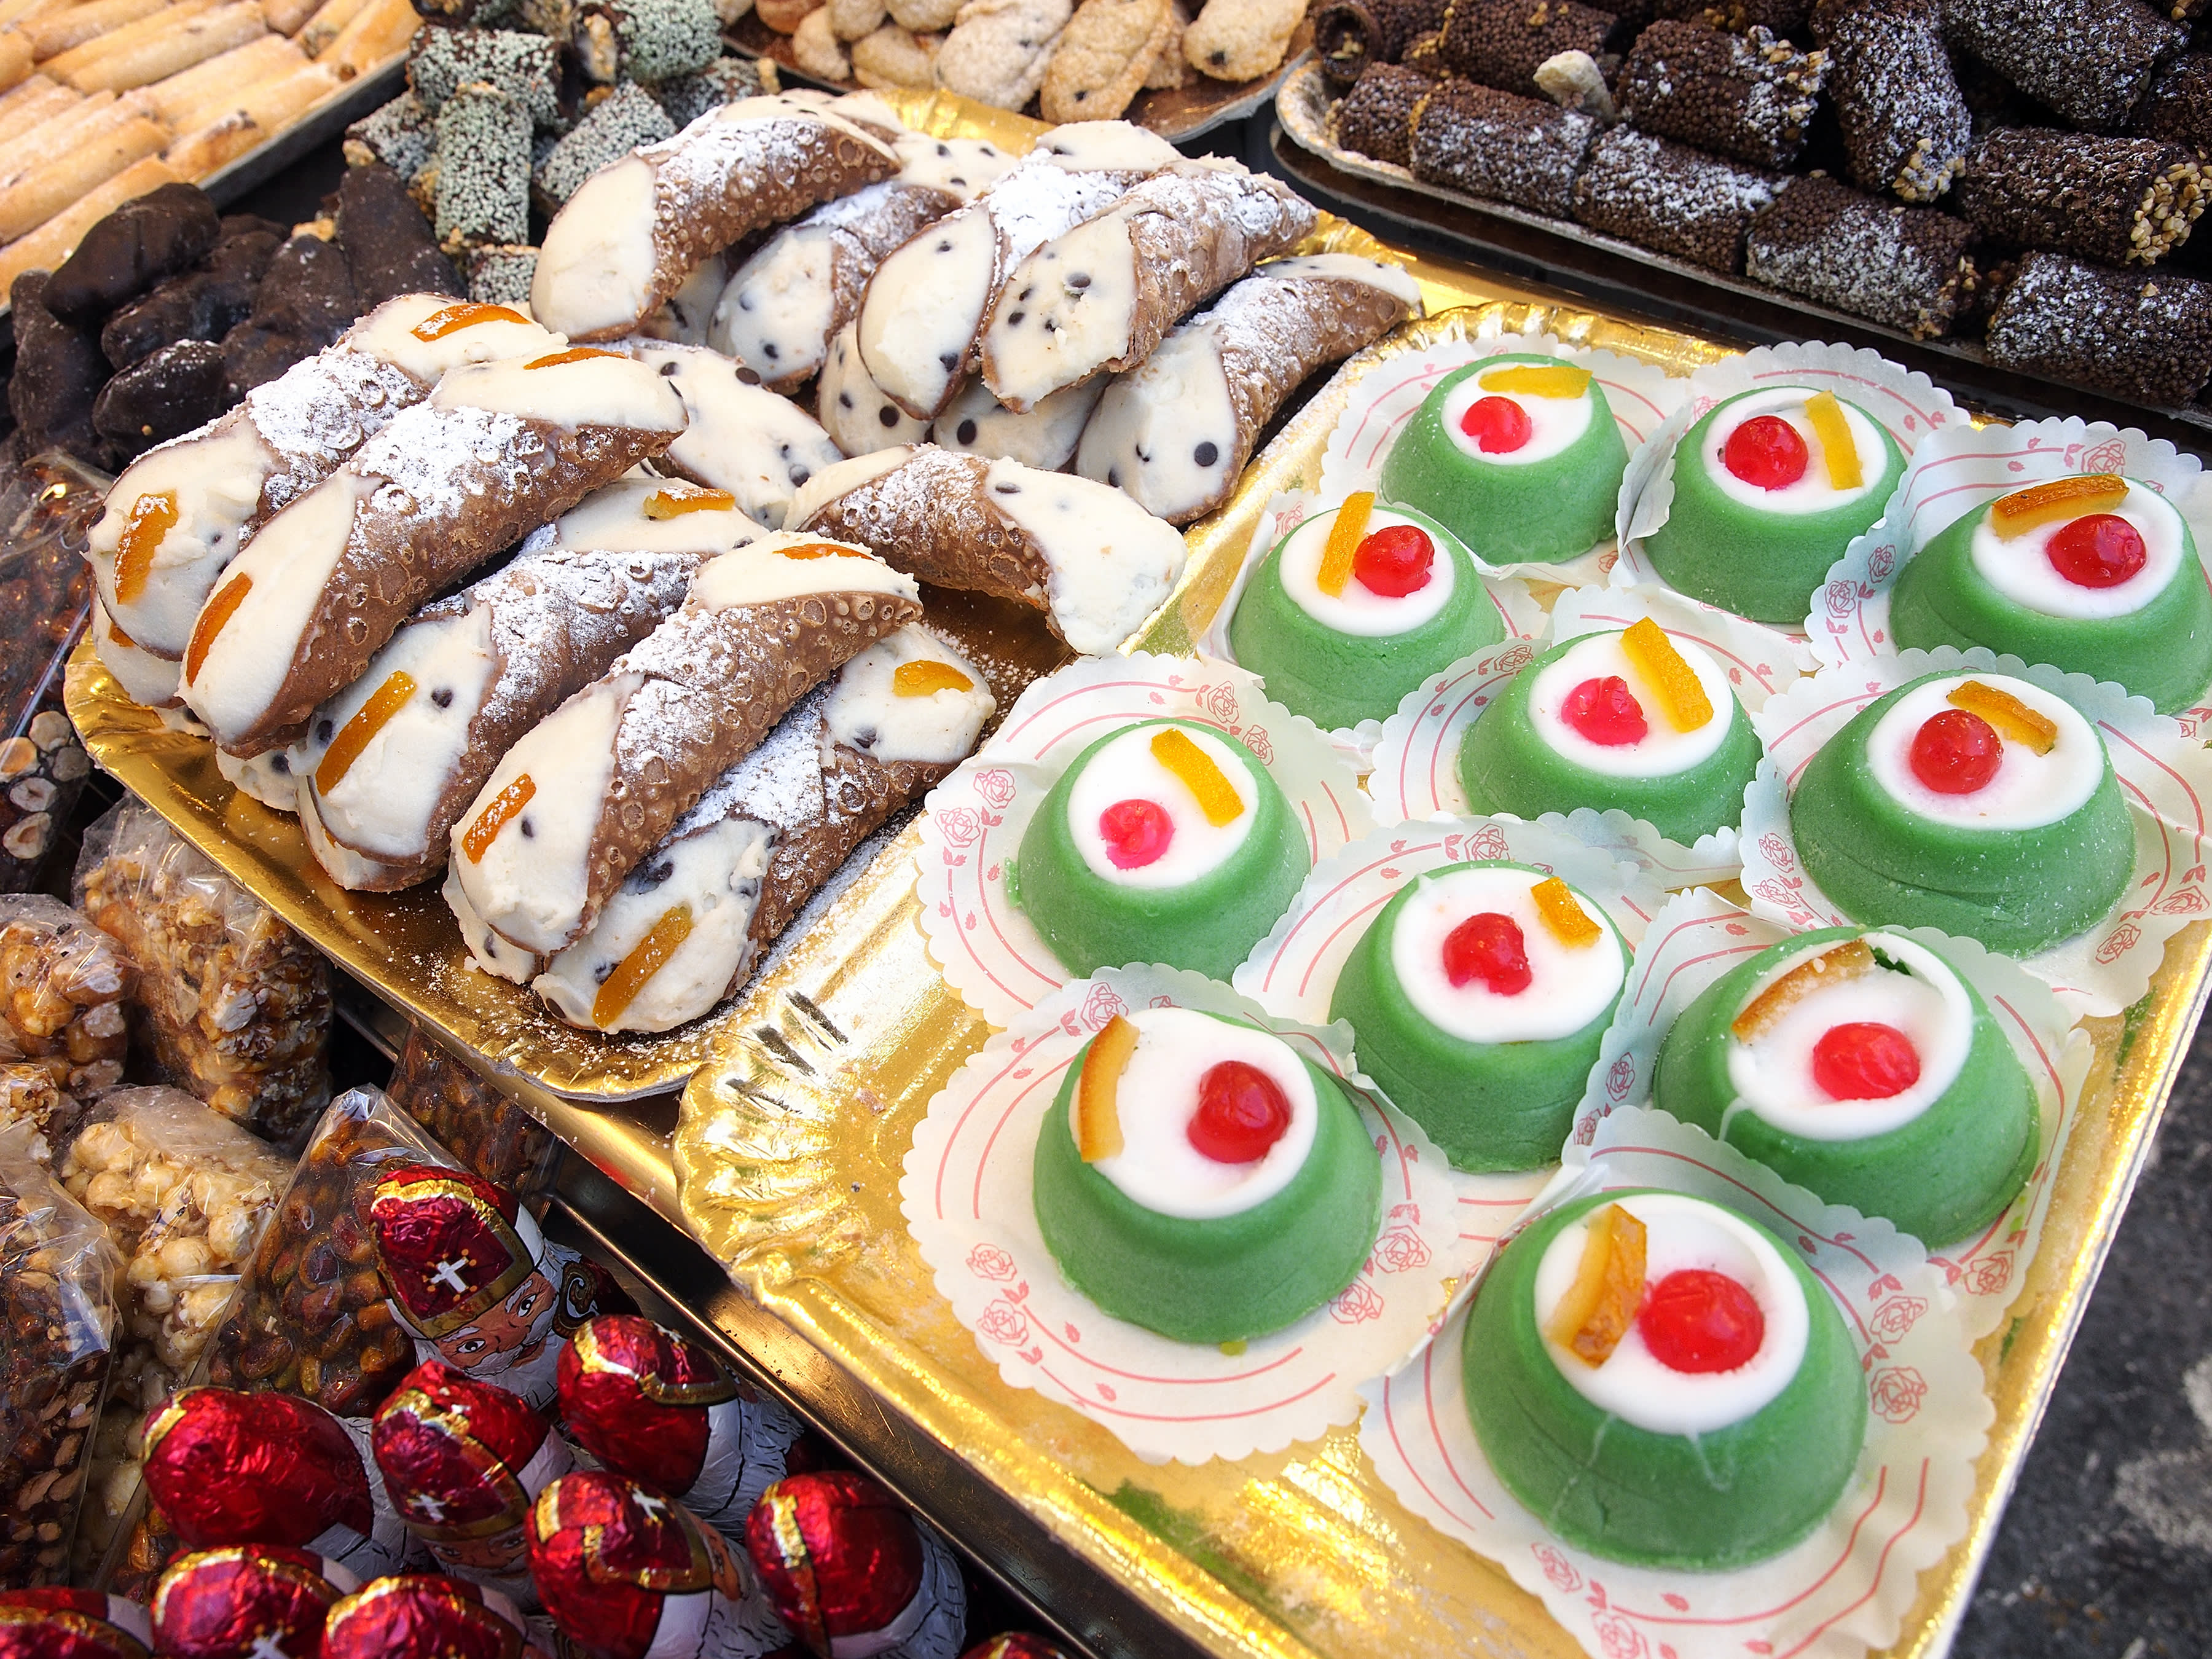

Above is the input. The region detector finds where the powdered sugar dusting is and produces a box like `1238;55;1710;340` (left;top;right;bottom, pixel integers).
241;347;425;516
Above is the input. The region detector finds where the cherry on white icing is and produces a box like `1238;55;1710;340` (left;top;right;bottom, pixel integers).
1526;630;1735;780
1967;481;2184;622
1064;723;1258;889
1700;387;1886;516
1386;865;1624;1043
1439;367;1592;468
1277;504;1457;637
1865;674;2101;832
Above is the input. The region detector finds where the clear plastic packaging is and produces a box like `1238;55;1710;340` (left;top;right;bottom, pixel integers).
0;895;133;1107
74;799;331;1148
386;1025;560;1213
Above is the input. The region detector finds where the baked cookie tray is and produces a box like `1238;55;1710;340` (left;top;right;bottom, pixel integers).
63;87;2212;1659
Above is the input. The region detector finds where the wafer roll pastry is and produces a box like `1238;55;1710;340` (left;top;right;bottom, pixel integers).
88;296;557;681
531;95;902;343
296;480;750;893
788;444;1187;654
978;160;1320;412
181;346;689;758
853;117;1183;422
1077;254;1421;524
448;531;922;956
620;340;845;529
529;626;995;1032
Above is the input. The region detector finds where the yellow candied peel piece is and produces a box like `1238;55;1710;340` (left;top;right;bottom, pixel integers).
642;486;736;519
774;542;849;561
593;903;695;1027
525;346;625;369
113;490;178;606
1150;728;1244;826
463;774;535;861
409;302;528;341
314;670;417;794
1547;1203;1648;1367
1802;391;1862;491
1074;1013;1137;1162
184;573;250;683
1314;492;1374;597
1619;616;1715;734
1948;680;2057;755
1989;474;2129;538
1730;938;1876;1041
1531;876;1601;948
1477;363;1592;399
893;659;975;697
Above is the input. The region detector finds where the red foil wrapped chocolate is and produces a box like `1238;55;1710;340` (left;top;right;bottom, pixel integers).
958;1641;1072;1659
0;1589;153;1659
528;1470;793;1659
322;1574;549;1659
557;1317;807;1529
149;1544;360;1659
744;1473;965;1659
370;1362;571;1607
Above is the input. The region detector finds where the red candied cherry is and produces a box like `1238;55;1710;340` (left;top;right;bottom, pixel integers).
1811;1021;1921;1100
1561;676;1649;747
2047;513;2147;589
1442;911;1532;995
1188;1060;1293;1164
1722;415;1810;490
1908;708;2001;795
1461;395;1532;455
1098;798;1174;869
1353;524;1435;597
1639;1269;1766;1373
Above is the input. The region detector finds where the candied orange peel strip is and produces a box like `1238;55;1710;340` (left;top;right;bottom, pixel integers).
594;903;695;1026
1802;391;1862;491
1531;877;1602;948
1074;1013;1137;1161
106;614;138;649
1948;680;2057;755
184;573;250;683
1730;938;1876;1041
1547;1203;1647;1367
1314;492;1374;597
409;302;528;341
1989;474;2128;538
643;487;735;519
463;774;535;862
1620;617;1714;732
774;541;848;560
1150;728;1244;826
893;659;975;697
315;670;417;794
1477;363;1591;399
114;490;178;606
525;347;625;369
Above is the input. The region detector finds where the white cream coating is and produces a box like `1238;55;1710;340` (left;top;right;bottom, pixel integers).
1701;386;1888;514
431;352;688;431
1074;327;1236;517
688;530;920;610
624;341;844;528
638;256;727;348
300;787;409;891
1967;480;2187;621
1533;1193;1811;1436
822;626;996;765
1439;363;1594;468
981;457;1187;654
855;202;999;417
89;420;278;655
1526;629;1738;779
1275;503;1457;637
214;742;303;813
786;445;912;527
1385;865;1626;1043
1063;721;1258;888
1029;119;1180;172
931;374;1104;471
818;324;930;456
445;865;543;982
348;294;561;384
1724;933;1972;1140
1864;673;2103;831
979;209;1138;411
92;602;182;708
888;132;1016;200
1078;1006;1322;1220
709;223;841;384
531;476;762;554
1263;253;1423;304
530;153;661;340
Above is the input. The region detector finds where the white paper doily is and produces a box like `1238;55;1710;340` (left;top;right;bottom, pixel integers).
1359;1103;1989;1659
1741;649;2212;1017
900;966;1460;1464
916;653;1373;1029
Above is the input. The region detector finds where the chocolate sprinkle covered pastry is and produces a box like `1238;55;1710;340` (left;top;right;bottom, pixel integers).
1813;0;1970;201
10;273;116;470
1958;128;2204;267
1314;0;1446;86
1985;252;2212;405
91;340;229;458
1941;0;2187;134
1650;0;1807;31
1571;126;1784;271
1416;79;1596;214
434;80;533;255
1617;21;1826;170
337;163;464;308
407;26;564;128
1746;175;1975;337
101;226;281;371
533;82;677;213
221;232;360;394
344;93;437;181
42;182;222;328
2133;52;2212;149
1409;0;1618;100
577;0;723;83
463;244;539;307
1331;61;1429;165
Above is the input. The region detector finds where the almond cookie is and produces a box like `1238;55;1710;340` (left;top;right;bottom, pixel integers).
1040;0;1174;120
755;0;821;30
935;0;1073;107
888;0;962;28
1183;0;1303;80
793;4;854;75
852;22;944;84
829;0;888;37
1145;1;1192;85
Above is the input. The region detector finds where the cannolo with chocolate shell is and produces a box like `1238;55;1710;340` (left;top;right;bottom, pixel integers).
447;532;923;955
179;347;688;758
621;340;845;529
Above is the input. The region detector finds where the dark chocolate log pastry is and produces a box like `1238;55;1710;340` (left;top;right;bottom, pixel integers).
531;82;675;214
575;0;722;84
43;182;222;326
1331;62;1429;166
1745;175;1976;338
1940;0;2187;134
434;80;533;256
1332;63;1598;218
1983;251;2212;406
1813;0;1971;202
222;232;361;394
1956;127;2204;267
1406;0;1618;100
1313;0;1446;86
92;339;230;459
406;26;564;127
337;163;463;308
2133;53;2212;151
1616;20;1826;171
1571;125;1785;272
8;272;113;470
103;226;282;371
1650;0;1807;30
345;93;437;181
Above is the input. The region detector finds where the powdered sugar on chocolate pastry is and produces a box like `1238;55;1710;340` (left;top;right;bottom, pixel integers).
621;340;845;528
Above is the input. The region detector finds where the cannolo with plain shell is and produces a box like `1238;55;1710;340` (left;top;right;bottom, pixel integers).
447;531;922;954
931;373;1104;470
530;95;901;343
786;443;1186;653
1077;253;1421;522
88;296;558;683
179;346;688;756
295;480;745;892
852;118;1182;421
979;160;1319;411
818;320;929;455
531;625;994;1030
621;339;845;529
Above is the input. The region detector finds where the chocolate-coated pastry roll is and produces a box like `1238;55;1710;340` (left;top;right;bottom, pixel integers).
1408;0;1617;99
653;55;775;128
575;0;721;84
1331;62;1428;166
1413;79;1598;216
101;227;281;370
345;92;437;180
1813;0;1970;202
2133;52;2212;150
92;339;230;458
42;182;222;326
1941;0;2187;134
531;82;675;213
1314;0;1446;86
339;162;464;308
1571;126;1784;272
434;81;533;256
9;272;112;470
222;233;361;394
1957;127;2205;267
406;26;563;126
1745;176;1976;338
1984;252;2212;406
464;243;538;308
1616;20;1826;170
1650;0;1805;31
